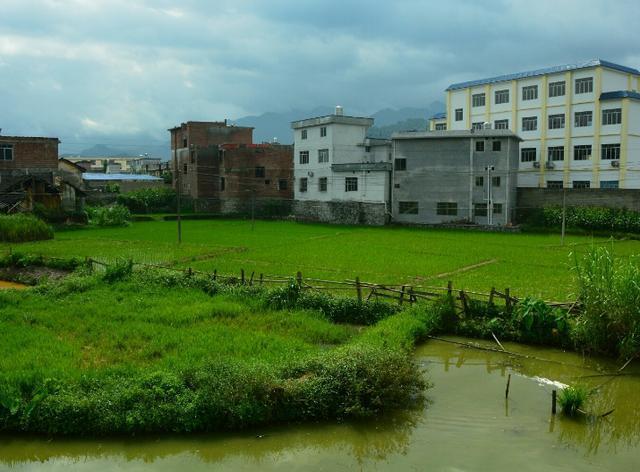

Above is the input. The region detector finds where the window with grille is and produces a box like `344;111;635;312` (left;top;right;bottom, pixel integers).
0;144;13;161
600;180;619;189
472;122;484;130
522;85;538;101
493;203;503;214
602;108;622;125
522;116;537;131
472;93;486;107
495;89;509;104
299;151;309;164
548;81;566;97
573;145;592;160
318;149;329;163
492;176;501;187
547;180;563;189
299;177;308;192
301;129;307;140
400;201;420;215
575;77;593;94
574;111;593;127
476;140;485;152
475;176;484;186
601;144;620;160
278;179;288;190
548;114;565;129
521;148;537;162
548;146;565;161
436;202;457;216
345;177;358;192
492;140;501;152
319;177;328;192
435;123;447;130
494;119;509;129
320;127;327;137
572;180;591;189
255;166;265;178
455;108;463;121
395;158;407;171
473;203;488;217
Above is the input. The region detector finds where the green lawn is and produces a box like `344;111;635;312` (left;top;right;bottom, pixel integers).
2;219;637;300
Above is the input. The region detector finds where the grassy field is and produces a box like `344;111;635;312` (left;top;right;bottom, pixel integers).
2;219;639;300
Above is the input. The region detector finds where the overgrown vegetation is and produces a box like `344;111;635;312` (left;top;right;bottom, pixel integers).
558;385;590;417
116;188;177;214
525;206;640;234
0;214;53;243
86;204;131;227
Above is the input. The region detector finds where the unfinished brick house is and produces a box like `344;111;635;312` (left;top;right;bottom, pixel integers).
169;121;293;214
0;135;62;212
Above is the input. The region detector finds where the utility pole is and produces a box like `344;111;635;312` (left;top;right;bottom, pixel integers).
173;130;182;244
561;186;567;246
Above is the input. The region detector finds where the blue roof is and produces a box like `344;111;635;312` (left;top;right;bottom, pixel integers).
83;173;163;181
600;90;640;101
430;112;447;120
446;59;640;91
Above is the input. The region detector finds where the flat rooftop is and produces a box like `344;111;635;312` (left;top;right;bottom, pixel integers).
82;173;163;181
392;129;522;141
291;114;373;129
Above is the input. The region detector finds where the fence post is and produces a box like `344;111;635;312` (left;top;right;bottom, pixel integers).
552;390;557;415
489;287;495;305
355;276;362;303
447;280;453;296
249;271;255;286
188;267;192;277
259;273;264;285
213;269;217;281
241;269;245;285
408;286;415;303
460;290;469;316
399;285;406;305
505;288;512;314
296;271;303;289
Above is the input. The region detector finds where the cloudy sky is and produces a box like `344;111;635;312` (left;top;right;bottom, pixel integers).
1;0;640;151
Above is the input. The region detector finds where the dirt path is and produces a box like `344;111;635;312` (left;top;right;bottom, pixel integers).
419;258;498;281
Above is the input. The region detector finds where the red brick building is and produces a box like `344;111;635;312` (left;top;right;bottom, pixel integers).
0;135;62;212
169;121;293;214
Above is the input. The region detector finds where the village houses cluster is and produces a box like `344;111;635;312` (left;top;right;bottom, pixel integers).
3;58;640;225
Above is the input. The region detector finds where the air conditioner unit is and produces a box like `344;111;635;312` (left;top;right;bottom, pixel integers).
545;161;555;169
307;171;314;177
533;161;541;168
611;160;620;168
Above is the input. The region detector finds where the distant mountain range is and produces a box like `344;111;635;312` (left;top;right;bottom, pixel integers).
59;103;445;159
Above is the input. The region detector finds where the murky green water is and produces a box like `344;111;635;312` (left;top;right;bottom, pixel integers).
1;337;639;471
0;281;28;290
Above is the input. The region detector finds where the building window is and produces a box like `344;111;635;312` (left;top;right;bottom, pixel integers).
495;89;509;104
395;158;407;171
602;143;621;160
299;151;309;164
400;201;420;215
455;108;463;121
573;180;591;189
522;85;538;101
476;140;485;152
493;203;503;214
220;177;225;191
394;183;400;188
320;126;327;137
472;93;486;107
182;137;187;147
473;203;488;217
548;146;565;161
492;176;501;187
472;122;484;130
548;81;566;97
319;177;328;192
573;145;592;161
436;202;457;216
522;116;538;131
521;148;537;162
494;119;509;129
547;180;563;189
574;111;593;127
602;108;622;125
301;129;307;140
183;163;188;174
318;149;329;163
492;140;501;152
601;180;619;189
475;176;484;186
255;166;265;178
435;123;447;130
345;177;358;192
299;177;308;192
278;179;288;190
548;114;565;129
0;144;13;161
575;77;593;94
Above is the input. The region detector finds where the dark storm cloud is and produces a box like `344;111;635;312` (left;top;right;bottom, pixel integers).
1;0;639;143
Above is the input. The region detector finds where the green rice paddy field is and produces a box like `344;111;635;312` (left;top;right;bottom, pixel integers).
2;219;639;301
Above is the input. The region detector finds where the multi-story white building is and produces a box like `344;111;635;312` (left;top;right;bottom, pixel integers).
442;59;640;189
291;107;392;225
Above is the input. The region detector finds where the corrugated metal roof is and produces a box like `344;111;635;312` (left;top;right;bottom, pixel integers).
430;112;447;120
82;173;163;181
446;59;640;91
600;90;640;101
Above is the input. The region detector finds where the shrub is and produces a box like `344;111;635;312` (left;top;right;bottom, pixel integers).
0;214;53;242
86;204;131;227
538;206;640;234
573;246;640;357
33;203;88;225
102;258;134;282
116;188;176;214
513;297;569;345
558;384;589;417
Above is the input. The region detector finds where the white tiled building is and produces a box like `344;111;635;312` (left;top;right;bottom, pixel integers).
443;59;640;189
291;108;392;225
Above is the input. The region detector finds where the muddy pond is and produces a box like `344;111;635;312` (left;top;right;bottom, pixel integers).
1;337;638;471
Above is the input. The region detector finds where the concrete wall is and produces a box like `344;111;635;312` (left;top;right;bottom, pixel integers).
392;134;519;226
293;200;387;226
517;188;640;213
